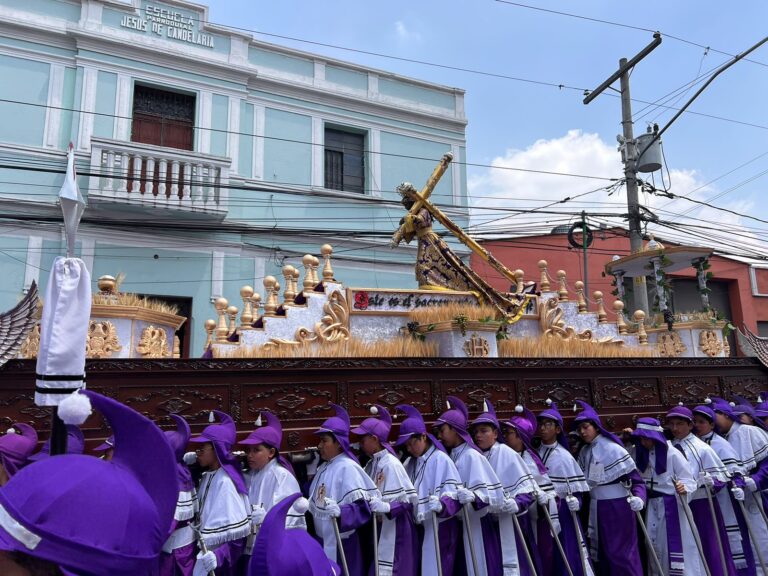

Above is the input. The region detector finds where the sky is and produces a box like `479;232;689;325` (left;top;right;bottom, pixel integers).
206;1;768;261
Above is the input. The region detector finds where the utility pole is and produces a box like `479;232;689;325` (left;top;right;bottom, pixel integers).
583;33;661;316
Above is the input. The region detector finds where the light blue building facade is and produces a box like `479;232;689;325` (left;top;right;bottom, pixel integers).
0;0;469;354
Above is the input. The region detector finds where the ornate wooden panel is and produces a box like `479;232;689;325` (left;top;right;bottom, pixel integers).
520;378;592;407
595;377;661;409
722;374;768;400
660;376;720;405
241;382;337;423
120;385;229;428
348;380;432;416
439;379;517;415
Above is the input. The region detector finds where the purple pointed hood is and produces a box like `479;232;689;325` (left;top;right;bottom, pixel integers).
756;391;768;418
708;397;736;420
94;435;115;453
665;405;693;422
0;423;38;478
240;411;282;450
351;405;396;456
731;394;768;432
315;403;357;461
250;492;339;576
436;396;480;452
503;405;547;474
471;399;500;430
572;400;624;446
631;417;668;474
0;390;177;576
190;410;247;495
165;414;194;492
537;399;569;449
28;425;84;461
394;405;445;453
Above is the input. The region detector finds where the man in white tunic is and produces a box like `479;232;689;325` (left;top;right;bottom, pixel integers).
237;411;306;572
351;404;418;576
435;395;505;576
308;403;379;575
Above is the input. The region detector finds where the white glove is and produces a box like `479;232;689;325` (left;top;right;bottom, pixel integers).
427;495;443;514
551;519;561;535
196;551;217;573
744;477;758;493
731;486;746;501
501;497;519;514
251;504;267;527
699;472;715;488
457;487;476;504
566;495;580;512
183;452;197;465
627;496;644;512
370;498;391;514
536;491;553;506
323;498;341;517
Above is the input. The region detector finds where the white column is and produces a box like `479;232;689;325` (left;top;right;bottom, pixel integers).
77;67;98;151
212;250;225;300
313;60;326;88
115;74;133;141
228;97;241;174
198;91;212;154
311;117;323;187
451;144;462;206
369;128;381;197
24;236;43;291
367;73;379;100
253;105;265;180
44;64;65;149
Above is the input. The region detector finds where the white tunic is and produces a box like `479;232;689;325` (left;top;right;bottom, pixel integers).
308;453;379;563
671;433;729;502
364;449;417;576
243;459;306;554
197;469;250;549
635;443;702;575
521;449;560;538
451;442;504;576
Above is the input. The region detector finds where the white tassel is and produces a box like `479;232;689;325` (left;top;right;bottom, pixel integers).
6;428;16;435
57;390;92;425
446;400;451;410
255;414;262;427
705;397;712;404
678;401;683;406
546;398;553;406
759;395;764;403
370;406;379;415
515;404;524;413
573;403;578;413
729;401;736;407
483;399;489;413
208;411;215;423
294;497;310;514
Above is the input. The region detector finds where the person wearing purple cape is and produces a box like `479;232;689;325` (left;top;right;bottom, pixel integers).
188;410;250;576
573;400;645;576
503;405;559;576
666;405;737;576
27;424;84;461
694;404;755;575
351;405;418;576
628;417;703;574
0;423;37;486
0;389;178;575
249;492;340;576
308;403;379;576
159;414;198;576
537;400;594;576
395;404;461;576
710;397;768;575
471;400;538;576
435;396;504;576
237;411;305;573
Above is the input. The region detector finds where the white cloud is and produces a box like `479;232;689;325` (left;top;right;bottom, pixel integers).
395;20;421;42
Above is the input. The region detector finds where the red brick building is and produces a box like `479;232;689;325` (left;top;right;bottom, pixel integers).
474;227;768;342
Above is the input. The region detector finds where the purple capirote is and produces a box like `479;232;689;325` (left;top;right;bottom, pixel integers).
314;403;358;461
351;404;397;456
435;395;480;451
249;492;340;576
238;411;295;476
708;397;736;419
0;423;38;478
27;424;84;461
503;405;547;474
572;400;624;446
165;414;194;492
0;390;178;576
631;417;669;475
189;410;247;494
537;400;570;449
394;404;445;452
471;399;501;430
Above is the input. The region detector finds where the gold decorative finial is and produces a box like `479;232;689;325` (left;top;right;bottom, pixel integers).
613;300;627;335
250;293;262;321
226;305;239;335
97;275;117;295
204;318;216;351
594;291;607;323
292;268;300;299
574;281;587;312
173;335;181;358
538;260;550;292
514;269;525;295
214;297;229;342
311;256;321;285
240;286;254;325
282;265;296;306
263;276;277;316
634;310;648;344
302;254;315;291
557;270;568;301
321;244;335;282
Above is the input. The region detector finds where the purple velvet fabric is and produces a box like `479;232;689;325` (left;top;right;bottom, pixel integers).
689;498;737;576
556;495;592;576
592;496;643;576
158;541;195;576
369;501;418;576
210;538;245;575
416;516;460;576
515;511;543;576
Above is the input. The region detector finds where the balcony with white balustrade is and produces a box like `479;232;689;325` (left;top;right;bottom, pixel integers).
88;138;230;220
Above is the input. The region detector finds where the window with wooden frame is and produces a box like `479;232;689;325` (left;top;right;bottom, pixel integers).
131;84;196;151
324;127;365;193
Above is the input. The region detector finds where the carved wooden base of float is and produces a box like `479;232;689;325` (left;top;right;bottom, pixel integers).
1;358;766;452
